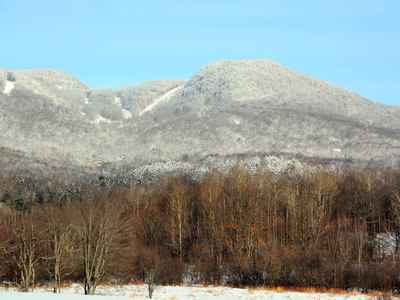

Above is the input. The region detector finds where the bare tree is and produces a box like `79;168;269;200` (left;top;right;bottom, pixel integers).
73;196;126;295
165;178;189;262
0;207;12;280
43;204;75;293
199;172;226;283
139;247;163;299
0;211;44;292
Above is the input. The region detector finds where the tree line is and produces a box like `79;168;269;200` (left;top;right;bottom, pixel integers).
1;165;400;295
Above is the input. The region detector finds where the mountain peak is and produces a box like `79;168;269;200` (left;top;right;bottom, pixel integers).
184;59;334;107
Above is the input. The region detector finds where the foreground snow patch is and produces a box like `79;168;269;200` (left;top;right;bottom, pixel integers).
0;284;385;300
0;292;95;300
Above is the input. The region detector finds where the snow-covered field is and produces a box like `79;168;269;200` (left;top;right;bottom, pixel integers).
0;284;393;300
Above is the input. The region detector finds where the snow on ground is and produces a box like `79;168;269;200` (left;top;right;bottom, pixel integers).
3;80;15;94
140;86;183;115
0;284;390;300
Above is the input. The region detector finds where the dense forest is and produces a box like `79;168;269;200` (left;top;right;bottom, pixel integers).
1;163;400;295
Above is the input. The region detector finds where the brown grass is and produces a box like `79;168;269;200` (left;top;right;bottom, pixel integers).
37;281;397;299
249;285;377;297
268;286;286;293
129;279;144;285
326;288;347;294
365;290;394;298
200;284;363;298
297;286;317;293
349;290;359;296
102;280;119;286
60;282;73;289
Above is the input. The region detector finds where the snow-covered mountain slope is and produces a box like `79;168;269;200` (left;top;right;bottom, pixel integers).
1;59;400;176
140;85;183;115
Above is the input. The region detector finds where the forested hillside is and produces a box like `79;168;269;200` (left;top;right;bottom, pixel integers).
1;165;400;293
1;60;400;179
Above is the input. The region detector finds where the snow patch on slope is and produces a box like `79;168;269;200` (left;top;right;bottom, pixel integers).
140;86;183;115
114;96;122;106
122;108;132;119
112;96;133;119
3;80;15;95
231;116;242;125
91;115;111;124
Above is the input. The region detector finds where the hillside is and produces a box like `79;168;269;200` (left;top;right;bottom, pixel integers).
0;60;399;178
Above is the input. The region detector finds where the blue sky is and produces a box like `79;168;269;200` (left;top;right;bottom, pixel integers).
1;0;399;106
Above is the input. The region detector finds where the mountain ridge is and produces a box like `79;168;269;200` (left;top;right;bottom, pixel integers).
0;59;399;178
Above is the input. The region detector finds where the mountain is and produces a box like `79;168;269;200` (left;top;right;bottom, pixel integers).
0;60;399;178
